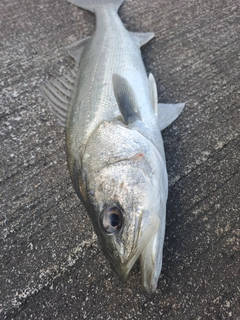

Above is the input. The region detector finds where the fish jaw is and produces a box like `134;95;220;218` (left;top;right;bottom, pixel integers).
139;195;166;294
140;236;162;294
140;224;165;294
97;202;161;283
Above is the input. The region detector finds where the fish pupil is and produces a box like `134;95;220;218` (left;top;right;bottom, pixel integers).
109;213;120;227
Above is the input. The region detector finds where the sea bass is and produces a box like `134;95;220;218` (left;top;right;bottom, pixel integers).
42;0;185;294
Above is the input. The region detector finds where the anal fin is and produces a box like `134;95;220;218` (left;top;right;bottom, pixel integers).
131;32;155;47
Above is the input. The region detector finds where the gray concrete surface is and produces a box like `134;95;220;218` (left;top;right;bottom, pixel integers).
1;0;239;319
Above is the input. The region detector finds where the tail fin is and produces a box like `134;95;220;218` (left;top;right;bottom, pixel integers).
67;0;124;13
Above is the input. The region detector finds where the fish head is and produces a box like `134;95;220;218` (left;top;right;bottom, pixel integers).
88;163;161;281
82;121;167;282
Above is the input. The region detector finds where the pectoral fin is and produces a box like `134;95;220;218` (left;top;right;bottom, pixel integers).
112;73;141;125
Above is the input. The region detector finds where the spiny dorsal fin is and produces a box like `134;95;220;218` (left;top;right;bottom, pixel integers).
112;73;141;125
148;73;158;115
41;71;76;126
130;32;155;47
158;103;185;131
42;35;90;125
66;37;90;63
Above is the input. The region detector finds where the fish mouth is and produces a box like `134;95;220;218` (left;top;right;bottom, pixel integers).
108;249;143;282
113;265;131;282
99;203;161;284
100;216;146;283
105;225;156;283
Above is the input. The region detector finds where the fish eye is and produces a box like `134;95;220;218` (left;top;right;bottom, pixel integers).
101;205;123;233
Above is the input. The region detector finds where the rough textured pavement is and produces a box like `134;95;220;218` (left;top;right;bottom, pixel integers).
1;0;239;319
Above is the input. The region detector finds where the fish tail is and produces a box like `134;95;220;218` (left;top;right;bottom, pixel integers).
67;0;125;13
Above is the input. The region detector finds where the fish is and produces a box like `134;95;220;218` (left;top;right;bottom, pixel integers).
42;0;185;294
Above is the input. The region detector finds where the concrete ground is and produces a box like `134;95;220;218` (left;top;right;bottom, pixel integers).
1;0;239;319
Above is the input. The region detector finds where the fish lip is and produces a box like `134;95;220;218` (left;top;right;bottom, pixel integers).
110;257;138;282
114;267;130;283
108;237;147;283
140;284;157;296
104;248;137;281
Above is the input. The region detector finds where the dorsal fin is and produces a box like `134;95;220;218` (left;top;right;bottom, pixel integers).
41;71;76;126
66;37;90;63
131;32;155;47
112;73;141;125
42;36;91;125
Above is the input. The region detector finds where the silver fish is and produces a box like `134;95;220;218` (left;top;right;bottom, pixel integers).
42;0;185;294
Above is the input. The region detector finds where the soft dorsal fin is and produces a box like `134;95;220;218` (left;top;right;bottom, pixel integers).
158;103;185;131
130;32;155;47
66;36;90;63
148;73;158;115
112;73;141;125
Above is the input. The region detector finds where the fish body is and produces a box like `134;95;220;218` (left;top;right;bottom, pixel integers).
42;0;185;294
